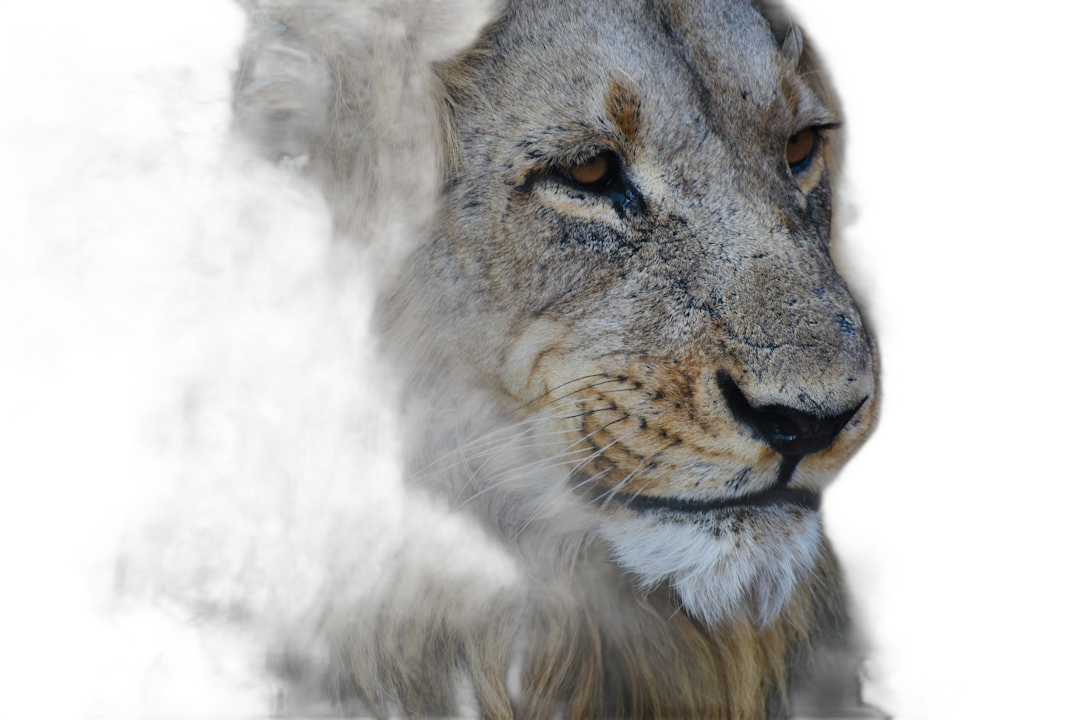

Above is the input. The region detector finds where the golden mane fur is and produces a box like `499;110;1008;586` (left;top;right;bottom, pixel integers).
128;2;868;716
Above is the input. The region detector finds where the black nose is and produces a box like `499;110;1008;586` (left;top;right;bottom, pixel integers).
717;373;863;457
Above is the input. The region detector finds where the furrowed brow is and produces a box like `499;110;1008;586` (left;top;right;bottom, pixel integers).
605;78;642;145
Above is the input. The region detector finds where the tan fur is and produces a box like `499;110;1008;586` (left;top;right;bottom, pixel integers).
235;0;879;716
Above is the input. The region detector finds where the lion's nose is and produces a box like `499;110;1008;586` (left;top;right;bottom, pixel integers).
716;373;863;457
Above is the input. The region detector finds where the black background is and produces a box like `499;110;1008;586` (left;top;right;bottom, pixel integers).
12;2;1015;716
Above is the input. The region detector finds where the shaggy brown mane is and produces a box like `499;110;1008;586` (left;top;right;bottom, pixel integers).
122;2;872;716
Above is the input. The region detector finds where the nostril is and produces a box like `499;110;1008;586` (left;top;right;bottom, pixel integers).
756;409;801;447
716;372;863;458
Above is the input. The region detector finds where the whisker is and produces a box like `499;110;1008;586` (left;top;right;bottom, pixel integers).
412;385;664;519
451;413;631;510
449;441;594;507
516;373;610;411
408;399;583;482
524;376;636;414
504;414;636;530
410;372;651;487
610;445;689;508
464;405;648;535
410;394;637;487
594;440;681;510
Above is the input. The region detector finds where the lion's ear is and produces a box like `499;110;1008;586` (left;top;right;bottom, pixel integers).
227;0;505;297
781;25;804;65
238;1;498;134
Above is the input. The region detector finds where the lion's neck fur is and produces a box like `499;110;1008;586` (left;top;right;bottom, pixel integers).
141;442;833;716
272;487;842;716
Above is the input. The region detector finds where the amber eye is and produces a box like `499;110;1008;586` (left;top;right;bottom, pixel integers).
567;153;612;185
785;128;818;174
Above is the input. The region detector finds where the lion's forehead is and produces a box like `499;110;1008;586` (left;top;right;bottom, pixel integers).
494;0;783;82
486;0;795;130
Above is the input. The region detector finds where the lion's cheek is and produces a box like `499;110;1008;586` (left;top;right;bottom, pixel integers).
496;316;577;403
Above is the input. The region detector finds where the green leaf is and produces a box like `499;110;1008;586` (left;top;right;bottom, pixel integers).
238;76;298;102
255;44;315;63
274;184;313;212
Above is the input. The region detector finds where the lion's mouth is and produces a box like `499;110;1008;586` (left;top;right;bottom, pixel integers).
602;485;821;515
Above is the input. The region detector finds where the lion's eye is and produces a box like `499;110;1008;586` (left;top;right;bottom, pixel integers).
785;128;818;174
566;153;613;187
549;150;643;216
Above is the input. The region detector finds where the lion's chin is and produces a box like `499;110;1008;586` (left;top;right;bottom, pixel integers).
598;505;822;627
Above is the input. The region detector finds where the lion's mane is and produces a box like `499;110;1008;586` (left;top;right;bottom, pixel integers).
124;2;868;716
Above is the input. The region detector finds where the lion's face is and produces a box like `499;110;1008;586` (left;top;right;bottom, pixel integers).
388;0;877;626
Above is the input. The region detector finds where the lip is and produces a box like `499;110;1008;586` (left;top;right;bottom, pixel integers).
578;474;820;515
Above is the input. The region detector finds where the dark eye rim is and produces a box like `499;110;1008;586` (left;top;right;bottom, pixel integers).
527;149;644;217
559;150;622;193
786;129;817;175
786;121;840;177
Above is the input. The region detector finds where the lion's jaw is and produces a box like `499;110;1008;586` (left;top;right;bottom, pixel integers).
599;503;823;627
375;0;879;703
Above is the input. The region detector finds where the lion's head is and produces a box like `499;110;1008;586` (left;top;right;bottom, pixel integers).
236;0;878;715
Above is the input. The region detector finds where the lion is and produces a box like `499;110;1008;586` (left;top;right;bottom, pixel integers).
234;0;879;716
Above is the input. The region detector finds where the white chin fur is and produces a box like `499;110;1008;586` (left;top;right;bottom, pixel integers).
599;508;822;627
